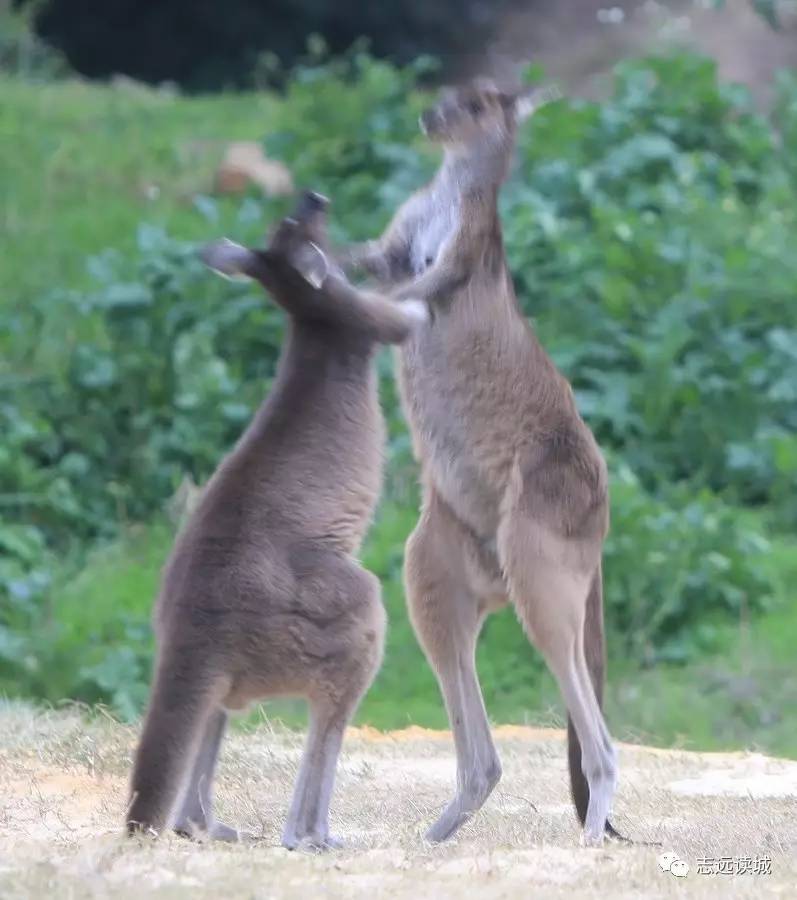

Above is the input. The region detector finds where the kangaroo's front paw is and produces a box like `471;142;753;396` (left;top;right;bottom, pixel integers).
401;299;429;326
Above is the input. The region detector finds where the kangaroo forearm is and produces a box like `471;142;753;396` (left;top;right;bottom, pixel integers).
322;277;425;343
337;241;390;280
391;261;467;305
338;239;414;286
358;293;416;343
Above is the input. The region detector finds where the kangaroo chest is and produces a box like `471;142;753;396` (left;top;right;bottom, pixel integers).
409;196;459;276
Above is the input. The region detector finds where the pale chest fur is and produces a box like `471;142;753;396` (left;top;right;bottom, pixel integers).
408;192;459;276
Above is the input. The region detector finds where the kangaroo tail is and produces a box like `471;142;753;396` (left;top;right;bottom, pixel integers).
567;562;627;841
126;655;219;836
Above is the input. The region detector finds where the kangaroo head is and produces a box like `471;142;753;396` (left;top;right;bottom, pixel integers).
420;79;559;150
267;191;338;288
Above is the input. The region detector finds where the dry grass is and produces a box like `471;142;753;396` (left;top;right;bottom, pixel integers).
0;702;795;899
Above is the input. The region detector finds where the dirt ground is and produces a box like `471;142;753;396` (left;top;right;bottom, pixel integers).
0;704;795;899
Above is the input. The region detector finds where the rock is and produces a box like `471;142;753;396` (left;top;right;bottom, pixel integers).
214;141;293;197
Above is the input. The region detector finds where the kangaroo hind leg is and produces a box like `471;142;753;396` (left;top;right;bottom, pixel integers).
405;493;504;843
173;708;244;842
504;529;617;845
281;553;386;851
281;698;352;851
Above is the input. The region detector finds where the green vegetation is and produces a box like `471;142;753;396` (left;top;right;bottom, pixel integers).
1;50;796;757
0;78;275;345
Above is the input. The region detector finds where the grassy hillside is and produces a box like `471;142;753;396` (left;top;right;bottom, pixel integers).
0;76;275;365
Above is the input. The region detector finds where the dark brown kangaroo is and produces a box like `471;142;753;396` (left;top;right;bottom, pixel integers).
126;192;427;849
342;81;621;845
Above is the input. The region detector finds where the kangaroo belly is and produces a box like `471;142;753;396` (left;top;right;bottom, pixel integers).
432;451;502;537
399;335;505;538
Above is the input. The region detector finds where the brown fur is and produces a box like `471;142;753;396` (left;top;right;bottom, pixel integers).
126;192;426;849
341;81;621;844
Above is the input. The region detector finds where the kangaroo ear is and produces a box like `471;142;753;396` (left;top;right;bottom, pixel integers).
513;83;562;122
267;222;332;290
200;238;261;281
266;190;333;288
294;241;330;290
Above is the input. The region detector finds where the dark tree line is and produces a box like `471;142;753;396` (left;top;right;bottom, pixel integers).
20;0;510;90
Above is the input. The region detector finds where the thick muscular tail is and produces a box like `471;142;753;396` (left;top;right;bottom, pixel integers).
567;563;626;840
126;657;217;836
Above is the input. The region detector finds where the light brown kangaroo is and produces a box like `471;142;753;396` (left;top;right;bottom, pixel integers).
126;191;427;849
341;81;622;845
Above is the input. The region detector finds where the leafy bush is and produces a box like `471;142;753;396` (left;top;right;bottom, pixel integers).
263;49;436;241
507;55;797;524
0;521;168;720
602;460;774;664
2;223;279;544
2;50;795;716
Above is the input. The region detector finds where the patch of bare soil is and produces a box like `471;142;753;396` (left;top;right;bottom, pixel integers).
0;704;795;898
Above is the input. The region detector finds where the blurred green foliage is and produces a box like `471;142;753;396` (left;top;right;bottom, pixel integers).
1;51;795;742
0;1;68;81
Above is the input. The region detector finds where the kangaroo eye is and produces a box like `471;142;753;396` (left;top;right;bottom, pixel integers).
467;99;483;116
